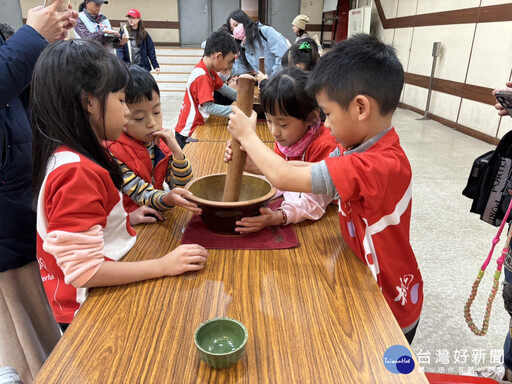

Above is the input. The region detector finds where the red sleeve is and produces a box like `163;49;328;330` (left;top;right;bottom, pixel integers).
190;73;216;106
45;164;111;233
306;130;338;163
326;153;391;216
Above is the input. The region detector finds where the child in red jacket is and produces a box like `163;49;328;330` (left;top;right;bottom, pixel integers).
228;34;423;344
224;67;337;233
107;65;201;221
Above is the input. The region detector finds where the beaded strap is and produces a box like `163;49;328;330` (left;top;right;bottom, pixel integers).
464;223;512;336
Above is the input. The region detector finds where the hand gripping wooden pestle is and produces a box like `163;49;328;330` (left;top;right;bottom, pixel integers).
222;74;255;202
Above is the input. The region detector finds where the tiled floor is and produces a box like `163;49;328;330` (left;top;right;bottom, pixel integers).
161;94;509;376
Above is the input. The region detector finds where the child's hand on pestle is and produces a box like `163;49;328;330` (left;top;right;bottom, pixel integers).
152;129;185;160
224;139;261;174
162;188;202;214
228;106;258;143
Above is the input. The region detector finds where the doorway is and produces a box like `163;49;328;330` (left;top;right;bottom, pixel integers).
179;0;240;46
179;0;300;46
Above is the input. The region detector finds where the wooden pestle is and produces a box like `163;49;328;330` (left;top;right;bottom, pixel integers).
222;74;255;202
259;57;265;74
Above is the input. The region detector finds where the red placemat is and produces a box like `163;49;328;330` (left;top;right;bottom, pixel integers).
180;201;299;250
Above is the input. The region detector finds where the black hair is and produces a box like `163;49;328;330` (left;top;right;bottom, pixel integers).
281;37;319;71
260;66;318;122
78;1;86;12
226;10;263;69
31;39;130;203
125;64;159;104
296;29;307;38
0;23;15;39
307;33;404;115
204;29;237;57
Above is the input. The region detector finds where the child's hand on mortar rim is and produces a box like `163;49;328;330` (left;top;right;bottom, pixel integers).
162;188;202;215
235;207;282;234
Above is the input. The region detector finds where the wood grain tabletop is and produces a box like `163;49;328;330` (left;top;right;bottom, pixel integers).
34;142;428;384
190;115;274;143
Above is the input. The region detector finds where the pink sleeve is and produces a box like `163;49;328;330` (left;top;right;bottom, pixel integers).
279;192;333;224
42;224;105;287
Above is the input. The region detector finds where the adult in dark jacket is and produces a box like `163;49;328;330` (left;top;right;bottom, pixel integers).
117;8;160;73
0;1;77;382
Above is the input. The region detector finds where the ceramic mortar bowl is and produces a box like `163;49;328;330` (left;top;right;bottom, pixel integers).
184;173;276;234
194;317;248;369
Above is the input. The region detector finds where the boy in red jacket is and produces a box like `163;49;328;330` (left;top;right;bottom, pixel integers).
228;34;423;344
107;65;201;221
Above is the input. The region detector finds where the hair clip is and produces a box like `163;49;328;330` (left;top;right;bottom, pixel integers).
299;41;311;53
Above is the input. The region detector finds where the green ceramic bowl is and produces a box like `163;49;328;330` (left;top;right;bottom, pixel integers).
194;317;248;369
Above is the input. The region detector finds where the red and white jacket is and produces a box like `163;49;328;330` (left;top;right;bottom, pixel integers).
174;59;224;138
36;147;136;323
325;128;423;329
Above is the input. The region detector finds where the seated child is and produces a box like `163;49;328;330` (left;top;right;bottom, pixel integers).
281;37;319;71
174;29;238;148
228;34;423;344
257;37;319;87
107;65;200;219
32;40;208;329
224;67;336;233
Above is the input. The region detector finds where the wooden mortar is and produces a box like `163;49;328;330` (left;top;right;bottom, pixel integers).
222;74;255;202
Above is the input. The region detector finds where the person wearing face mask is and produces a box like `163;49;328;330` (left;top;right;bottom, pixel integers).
226;10;289;77
74;0;127;50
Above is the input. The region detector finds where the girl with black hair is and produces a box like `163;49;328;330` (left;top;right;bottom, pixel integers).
281;37;319;71
117;9;160;73
224;67;336;233
226;9;289;77
32;40;208;329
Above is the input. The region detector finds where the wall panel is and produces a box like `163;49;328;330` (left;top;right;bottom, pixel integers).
408;24;474;83
375;0;512;143
416;0;480;15
466;21;512;88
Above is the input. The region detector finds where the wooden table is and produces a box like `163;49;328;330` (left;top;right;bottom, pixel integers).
191;115;273;143
34;141;428;383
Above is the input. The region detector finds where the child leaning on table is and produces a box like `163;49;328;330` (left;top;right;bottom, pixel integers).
106;64;200;220
174;29;238;149
32;40;208;331
228;34;423;344
224;67;337;234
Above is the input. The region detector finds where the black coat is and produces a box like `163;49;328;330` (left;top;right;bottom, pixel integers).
117;33;159;72
0;26;48;271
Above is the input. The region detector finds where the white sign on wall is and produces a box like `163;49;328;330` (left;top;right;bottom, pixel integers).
348;6;372;37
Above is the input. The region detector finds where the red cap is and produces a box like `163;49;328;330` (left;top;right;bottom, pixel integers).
126;9;141;18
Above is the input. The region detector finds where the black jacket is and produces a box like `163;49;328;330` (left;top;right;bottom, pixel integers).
0;26;48;271
117;33;159;72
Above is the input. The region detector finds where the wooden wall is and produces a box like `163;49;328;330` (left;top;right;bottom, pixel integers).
372;0;512;144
